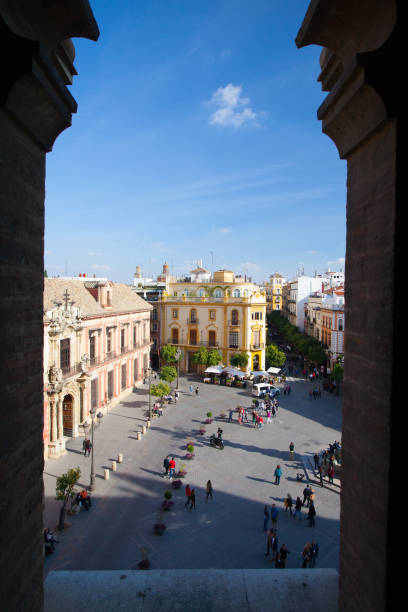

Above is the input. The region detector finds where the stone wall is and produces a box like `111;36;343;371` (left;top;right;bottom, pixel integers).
297;1;399;610
0;2;98;609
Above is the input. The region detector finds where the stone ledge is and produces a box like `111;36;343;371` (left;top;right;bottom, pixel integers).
45;569;338;611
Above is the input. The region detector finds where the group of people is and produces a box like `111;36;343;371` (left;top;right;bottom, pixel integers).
162;456;177;478
313;441;341;486
82;438;92;457
302;541;319;568
265;528;290;568
308;386;322;400
182;480;214;511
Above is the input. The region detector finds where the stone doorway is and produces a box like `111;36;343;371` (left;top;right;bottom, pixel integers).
63;394;74;437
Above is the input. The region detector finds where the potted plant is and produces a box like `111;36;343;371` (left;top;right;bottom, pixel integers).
137;547;150;570
206;411;213;424
153;511;166;535
177;464;187;478
186;444;195;459
214;377;220;385
172;479;182;489
199;426;206;435
161;490;174;511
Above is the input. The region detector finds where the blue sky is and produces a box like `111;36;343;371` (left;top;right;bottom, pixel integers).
45;0;346;284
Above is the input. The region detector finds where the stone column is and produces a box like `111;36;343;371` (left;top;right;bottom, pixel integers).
50;400;57;443
296;3;399;610
57;398;63;441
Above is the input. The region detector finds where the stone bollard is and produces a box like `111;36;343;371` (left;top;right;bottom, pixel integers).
118;454;123;463
147;420;151;429
111;460;117;472
136;431;141;440
104;469;109;480
142;425;146;435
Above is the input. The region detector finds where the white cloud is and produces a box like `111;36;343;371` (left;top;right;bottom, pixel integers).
88;251;103;257
91;264;111;270
218;227;232;233
240;261;260;272
209;84;259;128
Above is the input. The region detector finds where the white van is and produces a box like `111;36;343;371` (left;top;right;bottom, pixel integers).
252;383;272;397
252;383;280;398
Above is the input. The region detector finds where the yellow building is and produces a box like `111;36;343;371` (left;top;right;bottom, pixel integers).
264;272;286;312
160;268;267;373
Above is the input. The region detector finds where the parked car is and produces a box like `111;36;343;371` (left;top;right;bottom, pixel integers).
252;383;280;398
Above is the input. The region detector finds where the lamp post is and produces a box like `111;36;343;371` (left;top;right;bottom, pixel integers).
175;348;182;389
89;407;96;491
145;367;152;420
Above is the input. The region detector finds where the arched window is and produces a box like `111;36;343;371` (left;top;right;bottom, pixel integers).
198;288;206;297
338;318;343;331
190;309;197;323
214;288;222;298
233;289;240;297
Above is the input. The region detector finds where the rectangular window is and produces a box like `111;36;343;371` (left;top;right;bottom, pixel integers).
121;363;127;390
172;309;178;319
89;335;96;361
229;332;239;348
91;378;98;408
151;322;158;332
143;353;148;371
107;330;112;354
209;310;216;320
60;338;70;371
133;358;138;381
108;370;114;399
133;325;137;346
121;328;126;349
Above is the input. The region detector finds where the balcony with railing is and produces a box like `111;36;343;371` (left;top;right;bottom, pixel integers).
250;342;265;350
228;319;240;326
187;317;199;325
61;363;82;379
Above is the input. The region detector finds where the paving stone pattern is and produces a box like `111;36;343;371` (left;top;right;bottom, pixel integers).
44;376;341;576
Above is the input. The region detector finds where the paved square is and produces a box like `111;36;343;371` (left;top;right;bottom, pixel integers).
44;375;341;576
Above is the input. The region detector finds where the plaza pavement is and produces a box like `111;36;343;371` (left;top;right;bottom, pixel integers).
43;375;341;577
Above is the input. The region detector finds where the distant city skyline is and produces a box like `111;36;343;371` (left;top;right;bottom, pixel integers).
45;1;346;284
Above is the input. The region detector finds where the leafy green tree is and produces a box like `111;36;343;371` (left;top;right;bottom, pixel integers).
207;349;222;366
160;344;182;364
56;467;81;530
150;381;171;400
159;366;177;384
230;352;249;368
265;343;286;367
44;269;48;278
192;347;208;367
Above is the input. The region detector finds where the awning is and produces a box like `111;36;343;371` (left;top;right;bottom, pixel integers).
267;367;282;374
222;366;246;378
204;365;224;374
251;370;269;377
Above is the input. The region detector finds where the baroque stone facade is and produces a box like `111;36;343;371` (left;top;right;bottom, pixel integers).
43;278;151;459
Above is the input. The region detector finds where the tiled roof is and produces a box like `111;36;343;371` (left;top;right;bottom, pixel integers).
44;279;151;317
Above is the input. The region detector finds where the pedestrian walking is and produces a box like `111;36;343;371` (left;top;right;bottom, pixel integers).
310;540;319;567
271;504;279;529
327;464;335;485
294;496;303;520
301;542;312;568
308;502;316;527
271;405;276;418
174;391;178;404
228;408;233;423
313;453;320;470
188;488;196;510
184;484;191;508
289;441;295;459
271;532;279;562
82;438;88;457
189;385;193;395
274;551;283;568
284;493;293;516
263;505;269;531
266;409;272;423
85;439;92;457
279;544;290;568
274;465;282;485
303;484;312;507
265;529;274;557
163;455;170;478
318;465;324;487
206;480;213;501
195;386;199;397
168;457;176;479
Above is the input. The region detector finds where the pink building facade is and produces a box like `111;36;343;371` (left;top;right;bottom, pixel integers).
43;278;151;459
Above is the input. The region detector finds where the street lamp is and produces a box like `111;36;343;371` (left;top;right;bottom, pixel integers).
145;367;152;420
89;407;96;491
175;348;182;389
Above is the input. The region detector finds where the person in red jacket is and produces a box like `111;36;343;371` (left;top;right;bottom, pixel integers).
184;484;191;508
168;457;176;479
